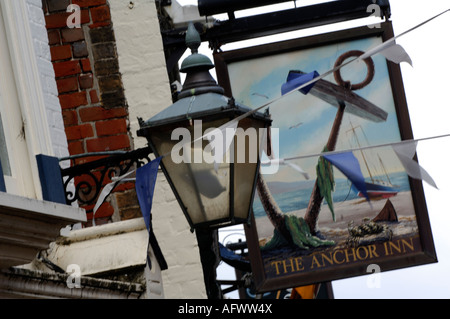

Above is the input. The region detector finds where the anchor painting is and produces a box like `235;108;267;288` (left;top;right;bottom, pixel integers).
214;23;437;292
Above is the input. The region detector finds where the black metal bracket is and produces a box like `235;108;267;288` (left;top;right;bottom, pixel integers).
59;146;169;271
161;0;390;54
60;147;153;207
205;0;391;48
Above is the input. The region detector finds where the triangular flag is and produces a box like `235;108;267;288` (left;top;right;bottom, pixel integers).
261;158;309;180
379;43;413;66
281;70;320;96
392;141;438;189
358;39;412;66
93;168;136;225
323;152;371;203
135;157;163;231
285;161;310;180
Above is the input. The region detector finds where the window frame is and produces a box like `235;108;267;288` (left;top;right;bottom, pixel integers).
0;0;57;199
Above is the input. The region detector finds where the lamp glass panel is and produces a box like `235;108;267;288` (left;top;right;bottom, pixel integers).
150;119;231;225
232;118;266;220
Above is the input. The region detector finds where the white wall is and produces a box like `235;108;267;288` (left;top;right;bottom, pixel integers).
109;0;206;299
26;0;69;157
26;0;70;162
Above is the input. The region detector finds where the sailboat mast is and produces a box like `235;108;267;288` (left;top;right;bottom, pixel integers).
348;122;374;182
377;154;393;185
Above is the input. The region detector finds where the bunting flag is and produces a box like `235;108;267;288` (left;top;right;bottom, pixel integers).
377;43;412;66
323;152;371;203
261;158;310;180
358;42;413;66
135;156;168;271
281;70;320;96
93;168;136;226
135;157;163;231
391;141;438;189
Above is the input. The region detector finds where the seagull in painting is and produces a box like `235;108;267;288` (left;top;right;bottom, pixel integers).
251;92;269;99
289;122;304;129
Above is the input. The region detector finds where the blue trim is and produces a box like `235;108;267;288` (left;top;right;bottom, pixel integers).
36;154;66;204
0;160;6;192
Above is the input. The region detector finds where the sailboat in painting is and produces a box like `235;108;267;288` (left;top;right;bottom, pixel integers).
347;123;399;199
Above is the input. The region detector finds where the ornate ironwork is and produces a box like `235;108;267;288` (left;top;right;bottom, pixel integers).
60;147;153;207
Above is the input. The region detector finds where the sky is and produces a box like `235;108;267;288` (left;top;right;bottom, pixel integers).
177;0;450;299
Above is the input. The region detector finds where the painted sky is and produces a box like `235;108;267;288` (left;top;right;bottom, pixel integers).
227;35;403;182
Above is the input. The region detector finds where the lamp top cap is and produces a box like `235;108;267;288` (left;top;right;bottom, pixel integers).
180;22;214;73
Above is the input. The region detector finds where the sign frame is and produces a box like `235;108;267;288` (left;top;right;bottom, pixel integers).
214;22;437;292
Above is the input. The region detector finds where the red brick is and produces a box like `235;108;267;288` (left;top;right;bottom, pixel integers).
61;28;85;43
56;76;79;93
62;110;78;126
96;118;128;136
50;45;72;61
79;106;128;122
89;90;99;103
86;134;130;152
91;5;110;23
53;60;81;77
47;30;60;45
80;58;92;72
68;141;84;154
45;10;90;29
79;73;94;89
59;91;87;109
84;201;114;220
65;124;94;141
72;0;107;8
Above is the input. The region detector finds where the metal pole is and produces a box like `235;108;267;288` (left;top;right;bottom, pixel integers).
196;227;222;299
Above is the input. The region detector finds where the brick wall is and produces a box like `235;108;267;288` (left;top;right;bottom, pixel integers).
42;0;136;224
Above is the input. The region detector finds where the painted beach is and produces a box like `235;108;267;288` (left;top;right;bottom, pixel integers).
253;172;419;251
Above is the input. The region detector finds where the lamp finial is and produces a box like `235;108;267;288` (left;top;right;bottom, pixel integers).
186;22;201;54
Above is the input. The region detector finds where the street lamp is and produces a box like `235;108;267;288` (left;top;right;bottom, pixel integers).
137;23;271;298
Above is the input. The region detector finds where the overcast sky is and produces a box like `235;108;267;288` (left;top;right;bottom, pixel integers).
178;0;450;299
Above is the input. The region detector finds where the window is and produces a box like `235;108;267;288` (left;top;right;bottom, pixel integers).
0;0;63;200
0;6;37;197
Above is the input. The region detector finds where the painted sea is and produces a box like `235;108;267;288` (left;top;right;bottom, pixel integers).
253;171;411;219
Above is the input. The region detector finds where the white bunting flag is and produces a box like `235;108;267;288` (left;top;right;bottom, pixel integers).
391;141;438;189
